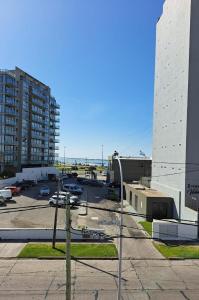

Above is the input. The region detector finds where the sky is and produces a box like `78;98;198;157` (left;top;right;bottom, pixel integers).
0;0;164;159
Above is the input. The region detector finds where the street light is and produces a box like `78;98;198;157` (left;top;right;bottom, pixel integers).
112;151;124;300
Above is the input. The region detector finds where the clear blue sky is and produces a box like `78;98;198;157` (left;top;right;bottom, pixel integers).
0;0;164;159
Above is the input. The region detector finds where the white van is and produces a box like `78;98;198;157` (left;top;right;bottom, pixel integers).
62;184;83;195
0;189;12;201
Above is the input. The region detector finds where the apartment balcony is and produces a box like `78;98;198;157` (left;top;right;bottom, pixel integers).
31;97;47;109
50;109;60;116
50;124;60;130
49;130;59;136
4;129;17;135
5;89;15;97
5;98;18;107
4;140;18;145
4;108;17;116
5;119;17;126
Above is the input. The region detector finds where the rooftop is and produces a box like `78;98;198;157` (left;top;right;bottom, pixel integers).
124;182;170;198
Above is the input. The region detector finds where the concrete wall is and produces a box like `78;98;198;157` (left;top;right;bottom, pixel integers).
125;183;147;216
0;167;58;188
111;159;151;184
0;228;105;241
151;0;197;221
153;220;198;241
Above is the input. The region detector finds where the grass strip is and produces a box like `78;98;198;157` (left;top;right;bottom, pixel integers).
139;221;152;236
154;243;199;259
18;243;118;258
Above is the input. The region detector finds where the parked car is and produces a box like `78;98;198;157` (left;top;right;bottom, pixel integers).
53;191;79;202
0;195;5;206
48;195;75;207
102;170;107;176
0;189;12;201
14;180;36;190
4;186;21;195
88;180;104;187
76;177;84;183
39;185;50;196
62;184;83;195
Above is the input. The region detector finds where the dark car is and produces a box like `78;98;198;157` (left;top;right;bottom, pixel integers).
89;180;104;187
14;180;36;190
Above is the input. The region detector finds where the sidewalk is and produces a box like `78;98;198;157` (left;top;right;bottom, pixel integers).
0;243;25;258
115;200;163;259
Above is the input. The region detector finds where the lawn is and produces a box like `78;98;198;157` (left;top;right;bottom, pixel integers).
139;221;152;236
18;243;118;258
154;243;199;259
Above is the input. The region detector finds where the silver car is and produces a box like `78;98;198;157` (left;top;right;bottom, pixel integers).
40;185;50;196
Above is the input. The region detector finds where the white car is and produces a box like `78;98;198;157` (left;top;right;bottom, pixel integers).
0;189;12;201
53;192;79;203
48;195;75;207
40;185;50;196
62;184;83;195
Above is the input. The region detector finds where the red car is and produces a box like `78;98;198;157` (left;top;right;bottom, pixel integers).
4;186;21;195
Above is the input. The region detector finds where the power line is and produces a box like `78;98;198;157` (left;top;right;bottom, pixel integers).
0;205;49;215
70;203;198;227
153;161;199;166
0;201;198;228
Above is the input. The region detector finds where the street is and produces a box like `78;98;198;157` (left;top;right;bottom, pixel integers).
0;259;199;299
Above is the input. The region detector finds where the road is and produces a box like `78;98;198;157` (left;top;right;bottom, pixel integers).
0;259;199;299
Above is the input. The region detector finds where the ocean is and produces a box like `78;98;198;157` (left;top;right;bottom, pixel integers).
57;157;108;166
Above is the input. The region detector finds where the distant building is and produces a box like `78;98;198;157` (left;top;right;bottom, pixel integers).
107;156;151;184
0;67;59;172
151;0;199;221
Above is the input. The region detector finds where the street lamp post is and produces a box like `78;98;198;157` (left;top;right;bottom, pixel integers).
113;151;124;300
64;146;66;174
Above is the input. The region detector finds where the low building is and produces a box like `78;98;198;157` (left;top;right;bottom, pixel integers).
107;156;151;185
124;182;173;221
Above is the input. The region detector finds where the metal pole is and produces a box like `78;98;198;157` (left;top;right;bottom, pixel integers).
116;156;124;300
65;192;71;300
52;176;60;248
64;147;66;174
102;144;104;167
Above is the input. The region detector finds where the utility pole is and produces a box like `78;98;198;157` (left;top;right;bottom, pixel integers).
101;144;104;167
52;176;60;248
65;192;71;300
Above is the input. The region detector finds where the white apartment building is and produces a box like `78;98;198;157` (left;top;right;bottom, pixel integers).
151;0;199;221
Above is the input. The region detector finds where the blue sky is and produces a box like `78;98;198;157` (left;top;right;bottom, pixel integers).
0;0;164;159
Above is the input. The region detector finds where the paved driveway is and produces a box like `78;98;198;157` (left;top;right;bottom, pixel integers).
0;259;199;299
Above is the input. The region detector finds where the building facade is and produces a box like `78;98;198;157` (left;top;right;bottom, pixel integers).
0;67;59;172
108;156;151;184
151;0;199;221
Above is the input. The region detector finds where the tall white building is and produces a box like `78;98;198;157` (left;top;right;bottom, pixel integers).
151;0;199;221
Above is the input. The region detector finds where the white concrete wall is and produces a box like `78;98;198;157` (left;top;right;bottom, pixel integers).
153;220;197;241
151;0;197;221
0;167;59;188
0;228;105;240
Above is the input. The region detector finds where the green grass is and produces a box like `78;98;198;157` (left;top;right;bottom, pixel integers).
139;221;152;236
18;243;118;258
154;243;199;259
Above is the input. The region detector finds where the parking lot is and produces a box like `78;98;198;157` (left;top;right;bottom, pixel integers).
0;178;117;232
